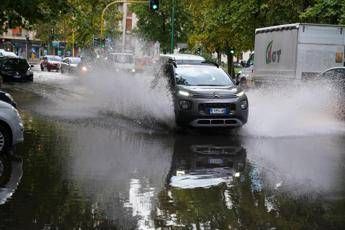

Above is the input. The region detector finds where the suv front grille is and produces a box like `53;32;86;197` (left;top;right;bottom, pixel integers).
198;103;236;115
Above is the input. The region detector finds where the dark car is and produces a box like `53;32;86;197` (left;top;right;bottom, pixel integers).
40;55;62;72
159;54;249;128
0;56;33;82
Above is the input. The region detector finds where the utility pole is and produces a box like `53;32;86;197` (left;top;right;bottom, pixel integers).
72;30;75;57
170;0;175;53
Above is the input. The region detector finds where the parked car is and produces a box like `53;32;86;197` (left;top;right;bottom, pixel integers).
0;56;33;82
40;55;62;72
159;54;249;128
0;91;17;108
0;49;17;58
0;101;24;153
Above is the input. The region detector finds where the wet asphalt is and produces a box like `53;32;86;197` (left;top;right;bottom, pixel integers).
0;68;344;229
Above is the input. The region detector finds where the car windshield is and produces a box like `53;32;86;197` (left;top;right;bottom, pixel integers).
2;58;29;70
70;58;81;64
175;65;234;86
47;56;62;62
111;54;134;64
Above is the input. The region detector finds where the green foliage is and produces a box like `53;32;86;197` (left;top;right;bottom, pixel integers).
300;0;345;24
34;0;122;49
131;0;192;53
0;0;71;33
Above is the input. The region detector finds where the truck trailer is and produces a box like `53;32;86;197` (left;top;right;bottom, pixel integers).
243;23;345;83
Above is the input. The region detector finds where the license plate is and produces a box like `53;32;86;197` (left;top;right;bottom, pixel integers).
208;158;223;164
209;108;226;114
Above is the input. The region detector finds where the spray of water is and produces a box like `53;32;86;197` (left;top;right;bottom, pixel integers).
241;80;345;137
81;67;175;128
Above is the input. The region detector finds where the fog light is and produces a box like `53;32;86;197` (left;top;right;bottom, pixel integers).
240;100;248;110
179;100;192;110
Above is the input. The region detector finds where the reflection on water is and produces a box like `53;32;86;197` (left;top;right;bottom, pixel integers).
168;135;246;189
0;110;344;229
0;153;23;205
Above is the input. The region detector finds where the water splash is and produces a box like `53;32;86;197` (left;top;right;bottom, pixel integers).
241;80;345;137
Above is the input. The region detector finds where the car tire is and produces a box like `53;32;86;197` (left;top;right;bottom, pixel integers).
47;68;51;72
0;124;10;154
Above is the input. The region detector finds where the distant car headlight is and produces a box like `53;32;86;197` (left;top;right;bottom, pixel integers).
240;100;248;110
178;90;191;97
179;100;192;110
81;66;88;72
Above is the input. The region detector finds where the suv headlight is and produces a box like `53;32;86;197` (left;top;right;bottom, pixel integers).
236;91;245;97
178;90;191;97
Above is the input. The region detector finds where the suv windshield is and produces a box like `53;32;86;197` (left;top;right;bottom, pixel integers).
175;65;234;86
70;58;81;64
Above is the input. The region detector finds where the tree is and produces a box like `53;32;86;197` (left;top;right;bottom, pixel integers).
130;0;192;53
0;0;71;34
300;0;345;24
34;0;122;50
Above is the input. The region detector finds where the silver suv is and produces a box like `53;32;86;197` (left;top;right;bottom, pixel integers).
160;54;248;128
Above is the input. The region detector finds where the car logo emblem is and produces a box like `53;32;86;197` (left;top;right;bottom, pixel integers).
213;92;220;98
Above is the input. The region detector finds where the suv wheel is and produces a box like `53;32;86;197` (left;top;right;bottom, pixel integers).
0;124;10;153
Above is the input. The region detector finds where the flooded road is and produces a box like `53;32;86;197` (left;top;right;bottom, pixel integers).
0;70;345;229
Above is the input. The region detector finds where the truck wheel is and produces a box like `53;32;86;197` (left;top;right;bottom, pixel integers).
0;124;10;153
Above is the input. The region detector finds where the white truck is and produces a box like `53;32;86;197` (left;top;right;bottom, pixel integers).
240;23;345;82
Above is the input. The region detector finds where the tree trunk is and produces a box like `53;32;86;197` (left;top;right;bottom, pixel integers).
217;50;221;65
227;53;234;78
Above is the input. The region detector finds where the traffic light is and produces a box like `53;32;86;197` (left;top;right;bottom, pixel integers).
230;48;235;55
149;0;159;11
